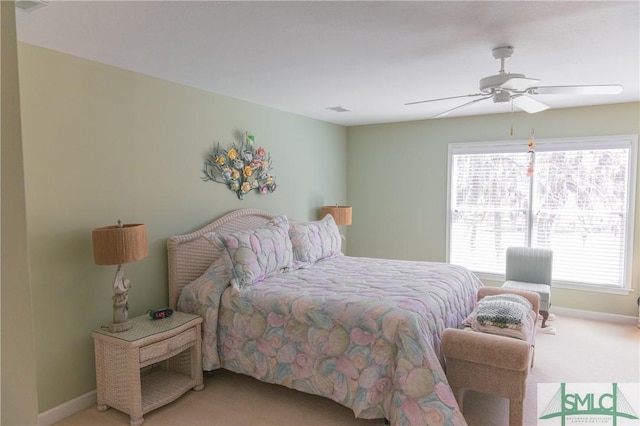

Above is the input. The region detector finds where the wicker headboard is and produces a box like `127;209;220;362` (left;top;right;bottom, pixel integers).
167;208;276;309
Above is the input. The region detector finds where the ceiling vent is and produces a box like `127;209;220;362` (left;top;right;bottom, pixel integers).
15;0;48;12
326;106;352;113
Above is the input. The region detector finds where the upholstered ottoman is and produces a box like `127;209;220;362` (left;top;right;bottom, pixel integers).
441;287;540;426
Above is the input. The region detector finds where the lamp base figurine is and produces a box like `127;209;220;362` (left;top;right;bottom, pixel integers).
109;264;132;332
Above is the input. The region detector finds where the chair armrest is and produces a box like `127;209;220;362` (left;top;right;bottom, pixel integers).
478;286;540;316
442;328;530;371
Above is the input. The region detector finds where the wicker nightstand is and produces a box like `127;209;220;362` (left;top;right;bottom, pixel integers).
92;311;204;426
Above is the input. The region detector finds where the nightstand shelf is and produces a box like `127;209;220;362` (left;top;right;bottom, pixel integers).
92;311;203;426
140;370;196;414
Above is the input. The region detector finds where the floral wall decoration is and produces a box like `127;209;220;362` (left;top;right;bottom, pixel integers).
202;132;277;199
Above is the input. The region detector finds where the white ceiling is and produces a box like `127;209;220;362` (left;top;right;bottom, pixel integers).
15;1;640;126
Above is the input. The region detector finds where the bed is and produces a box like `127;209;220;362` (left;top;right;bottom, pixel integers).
167;209;482;425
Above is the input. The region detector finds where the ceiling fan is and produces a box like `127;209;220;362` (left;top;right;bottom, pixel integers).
406;45;623;118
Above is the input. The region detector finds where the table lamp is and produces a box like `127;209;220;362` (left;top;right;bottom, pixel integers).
319;205;352;226
92;220;148;332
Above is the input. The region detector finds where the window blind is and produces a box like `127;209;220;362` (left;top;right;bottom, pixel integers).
447;135;637;290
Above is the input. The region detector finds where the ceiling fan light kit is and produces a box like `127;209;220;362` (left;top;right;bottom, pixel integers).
492;90;511;103
406;44;624;118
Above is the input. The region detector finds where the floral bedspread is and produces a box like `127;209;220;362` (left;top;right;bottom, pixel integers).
178;255;482;425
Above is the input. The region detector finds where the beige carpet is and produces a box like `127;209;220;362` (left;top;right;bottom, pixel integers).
56;314;639;426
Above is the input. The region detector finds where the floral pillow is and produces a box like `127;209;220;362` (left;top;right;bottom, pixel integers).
201;230;234;268
208;215;294;290
289;214;342;268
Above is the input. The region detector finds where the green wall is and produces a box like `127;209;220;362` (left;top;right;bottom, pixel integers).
347;102;640;317
17;43;347;413
1;4;39;425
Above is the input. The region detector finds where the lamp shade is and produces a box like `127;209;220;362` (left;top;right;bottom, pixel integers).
92;223;148;265
320;206;352;226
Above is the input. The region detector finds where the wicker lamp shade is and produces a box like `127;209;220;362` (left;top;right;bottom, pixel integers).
92;223;148;265
92;222;147;332
320;206;352;226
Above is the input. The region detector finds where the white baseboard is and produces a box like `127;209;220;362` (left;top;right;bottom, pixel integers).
552;306;638;326
38;390;96;426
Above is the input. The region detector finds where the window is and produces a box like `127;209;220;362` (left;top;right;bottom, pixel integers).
447;135;637;293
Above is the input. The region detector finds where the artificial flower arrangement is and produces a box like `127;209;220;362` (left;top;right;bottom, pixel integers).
202;132;277;199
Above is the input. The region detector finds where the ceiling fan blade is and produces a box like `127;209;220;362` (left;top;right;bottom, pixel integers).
528;85;623;95
512;94;550;114
434;95;493;118
405;93;484;106
501;77;540;91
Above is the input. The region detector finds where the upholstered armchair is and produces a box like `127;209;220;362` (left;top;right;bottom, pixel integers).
442;287;540;426
502;247;553;328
